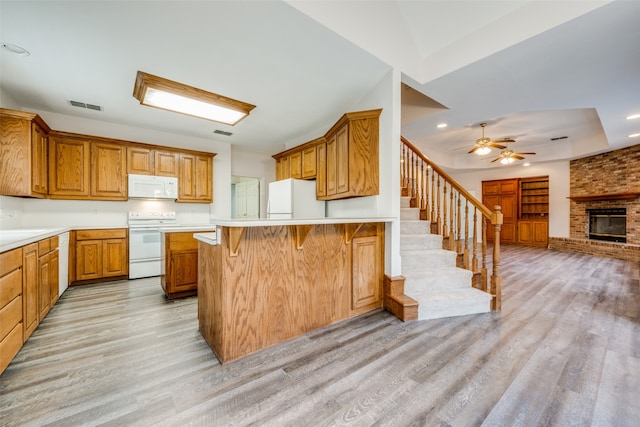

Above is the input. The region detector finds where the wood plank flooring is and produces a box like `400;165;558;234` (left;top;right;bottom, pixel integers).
1;245;638;426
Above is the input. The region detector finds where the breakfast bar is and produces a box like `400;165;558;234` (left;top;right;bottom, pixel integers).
194;217;392;363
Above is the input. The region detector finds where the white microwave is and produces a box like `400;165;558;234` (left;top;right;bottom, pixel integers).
128;174;178;199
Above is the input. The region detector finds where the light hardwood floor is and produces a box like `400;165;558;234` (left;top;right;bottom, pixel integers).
1;245;638;426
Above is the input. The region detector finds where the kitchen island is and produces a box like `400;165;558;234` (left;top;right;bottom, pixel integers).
195;217;393;363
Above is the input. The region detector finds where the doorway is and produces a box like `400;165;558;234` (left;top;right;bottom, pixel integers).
231;176;260;219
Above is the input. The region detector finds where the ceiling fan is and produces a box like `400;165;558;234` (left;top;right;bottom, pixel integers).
468;123;515;156
491;149;536;164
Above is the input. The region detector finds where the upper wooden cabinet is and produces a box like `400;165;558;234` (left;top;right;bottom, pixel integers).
178;153;213;203
91;141;127;200
272;109;381;201
0;108;51;198
48;132;91;198
321;109;380;200
127;146;178;177
1;108;216;203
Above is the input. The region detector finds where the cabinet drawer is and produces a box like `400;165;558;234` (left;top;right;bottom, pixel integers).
76;229;127;240
0;248;22;276
38;238;51;254
0;295;22;341
0;267;22;307
0;321;23;373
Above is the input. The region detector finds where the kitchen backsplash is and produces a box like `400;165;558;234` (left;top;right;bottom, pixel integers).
0;196;211;229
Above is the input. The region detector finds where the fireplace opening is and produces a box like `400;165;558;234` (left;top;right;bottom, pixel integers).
587;208;626;243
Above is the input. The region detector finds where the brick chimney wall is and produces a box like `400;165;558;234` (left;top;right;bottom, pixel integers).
569;144;640;244
549;144;640;263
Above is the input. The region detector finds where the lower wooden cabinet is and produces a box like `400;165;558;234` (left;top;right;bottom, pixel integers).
1;248;23;374
73;229;128;284
161;232;199;299
350;224;384;315
517;220;549;247
22;243;39;340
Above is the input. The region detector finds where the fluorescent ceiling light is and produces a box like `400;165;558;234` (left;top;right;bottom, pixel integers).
133;71;255;125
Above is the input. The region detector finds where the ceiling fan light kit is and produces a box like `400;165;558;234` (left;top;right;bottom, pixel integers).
469;122;511;156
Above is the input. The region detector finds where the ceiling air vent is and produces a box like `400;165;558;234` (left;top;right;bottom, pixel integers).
214;129;233;136
68;100;103;111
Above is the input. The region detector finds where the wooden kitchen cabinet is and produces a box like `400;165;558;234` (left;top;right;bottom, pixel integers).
48;132;91;198
127;146;179;177
161;232;199;299
91;141;127;200
178;153;213;203
316;142;327;198
73;229;128;284
1;247;23;374
289;151;302;179
37;236;59;320
22;243;39;340
351;224;384;314
0;108;51;198
273;109;380;201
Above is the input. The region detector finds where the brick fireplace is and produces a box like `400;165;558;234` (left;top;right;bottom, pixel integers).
548;144;640;262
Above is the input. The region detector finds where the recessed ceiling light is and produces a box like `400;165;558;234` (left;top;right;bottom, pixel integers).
523;163;531;167
626;114;640;120
2;43;30;56
629;133;640;138
133;71;255;125
436;123;447;128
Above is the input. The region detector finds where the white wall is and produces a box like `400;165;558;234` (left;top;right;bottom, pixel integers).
1;109;233;228
230;147;275;218
449;160;571;238
324;68;402;276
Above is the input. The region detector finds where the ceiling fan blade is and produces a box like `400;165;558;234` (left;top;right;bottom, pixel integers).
490;157;501;163
493;138;515;143
512;155;525;160
489;143;506;149
468;146;479;154
514;152;536;155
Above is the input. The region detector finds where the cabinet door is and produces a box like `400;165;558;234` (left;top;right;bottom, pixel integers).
49;136;90;197
500;193;517;243
290;151;302;179
326;134;337;196
171;250;199;292
22;243;39;340
38;252;51;321
351;235;382;311
103;239;128;277
49;249;59;306
91;142;127;200
178;153;196;200
280;156;291;180
154;151;178;177
532;221;548;246
127;146;154;175
517;221;532;244
316;142;327;198
195;155;212;201
335;125;349;194
76;240;103;281
31;123;48;195
301;146;317;179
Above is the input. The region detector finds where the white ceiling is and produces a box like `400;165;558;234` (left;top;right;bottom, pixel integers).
1;1;639;171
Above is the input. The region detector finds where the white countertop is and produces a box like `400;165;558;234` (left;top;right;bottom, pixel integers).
0;227;71;253
159;224;218;233
208;217;396;227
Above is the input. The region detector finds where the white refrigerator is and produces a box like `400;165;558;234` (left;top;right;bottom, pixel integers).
267;178;325;219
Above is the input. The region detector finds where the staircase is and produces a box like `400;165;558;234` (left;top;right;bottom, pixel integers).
400;195;492;320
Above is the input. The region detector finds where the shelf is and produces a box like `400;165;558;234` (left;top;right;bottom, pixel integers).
568;192;640;202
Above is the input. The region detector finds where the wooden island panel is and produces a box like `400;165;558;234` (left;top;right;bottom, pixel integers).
198;222;384;363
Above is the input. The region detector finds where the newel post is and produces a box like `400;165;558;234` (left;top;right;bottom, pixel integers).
491;205;503;312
